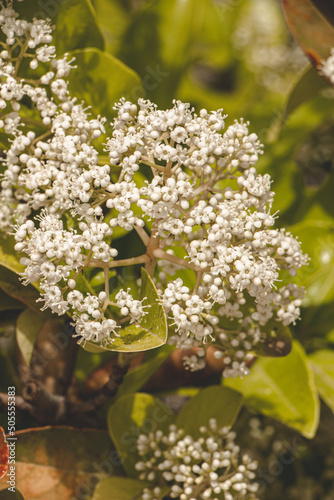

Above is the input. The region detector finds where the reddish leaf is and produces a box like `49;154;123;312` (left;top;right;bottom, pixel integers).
0;428;9;480
0;426;123;500
282;0;334;65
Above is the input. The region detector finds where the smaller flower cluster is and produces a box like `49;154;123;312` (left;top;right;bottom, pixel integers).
135;418;259;500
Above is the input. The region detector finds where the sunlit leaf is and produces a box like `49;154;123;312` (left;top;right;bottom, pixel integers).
225;341;320;438
0;235;24;276
16;309;45;366
92;476;149;500
309;349;334;412
175;386;243;438
83;268;168;353
108;393;174;477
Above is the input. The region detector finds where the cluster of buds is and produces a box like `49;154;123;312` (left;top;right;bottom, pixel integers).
135;418;260;500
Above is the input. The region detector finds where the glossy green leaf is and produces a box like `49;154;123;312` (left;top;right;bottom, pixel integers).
225;341;320;438
55;0;105;54
0;426;121;499
309;349;334;412
117;345;174;398
92;476;148;500
108;393;174;477
175;386;243;439
13;0;104;53
282;0;334;65
0;235;24;276
16;309;45;366
291;219;334;306
67;48;142;119
83;268;168;353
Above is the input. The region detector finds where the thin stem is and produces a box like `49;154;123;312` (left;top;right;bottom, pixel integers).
89;254;150;269
152;248;202;272
193;270;203;294
134;225;150;245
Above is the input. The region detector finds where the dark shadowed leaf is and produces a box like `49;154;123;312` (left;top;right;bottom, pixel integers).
175;386;243;438
0;267;40;312
253;321;292;357
108;393;174;478
282;0;334;65
225;341;320;438
0;426;122;499
117;345;174;398
0;289;24;312
0;490;25;500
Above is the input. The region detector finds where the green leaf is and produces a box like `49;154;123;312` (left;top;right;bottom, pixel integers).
67;48;142;119
0;267;41;312
92;476;148;500
16;309;45;366
13;0;105;54
107;393;174;477
83;268;168;353
117;345;174;398
55;0;105;54
291;218;334;306
225;341;320;438
282;0;334;65
0;235;24;276
267;65;328;141
175;386;243;439
309;349;334;412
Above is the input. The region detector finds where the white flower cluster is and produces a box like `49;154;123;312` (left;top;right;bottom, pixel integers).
320;48;334;85
0;5;308;373
135;418;259;500
0;3;106;229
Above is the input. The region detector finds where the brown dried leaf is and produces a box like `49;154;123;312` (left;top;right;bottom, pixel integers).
282;0;334;65
0;426;123;499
